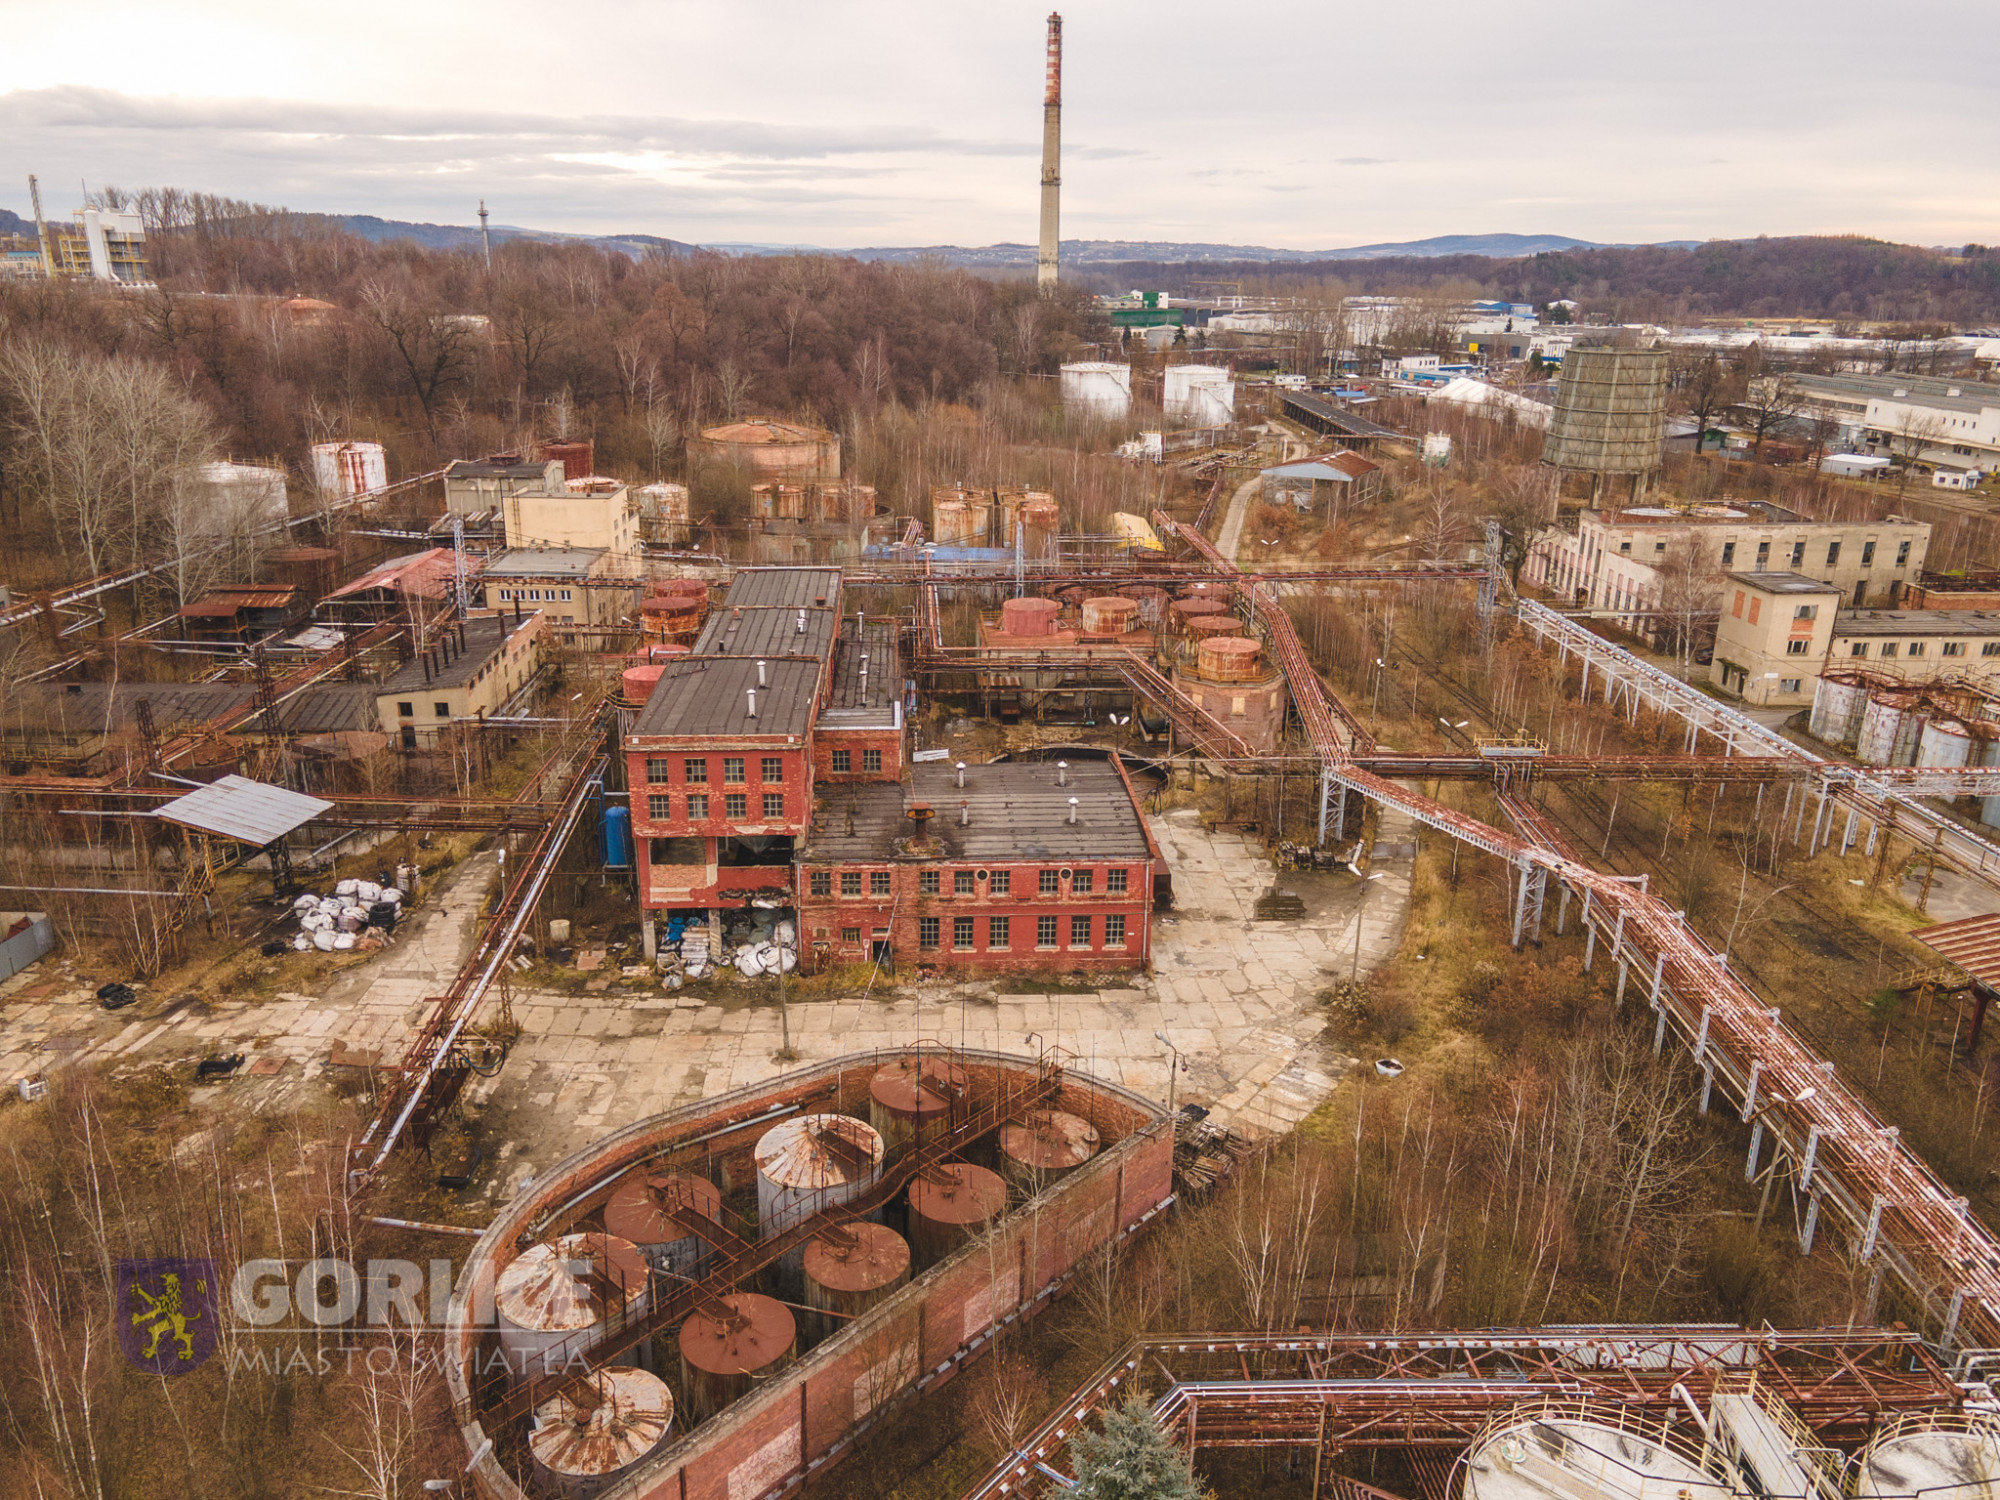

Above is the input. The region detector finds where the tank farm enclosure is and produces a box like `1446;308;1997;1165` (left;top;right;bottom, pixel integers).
445;1046;1171;1500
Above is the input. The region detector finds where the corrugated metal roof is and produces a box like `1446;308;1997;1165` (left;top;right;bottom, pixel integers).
1914;913;2000;987
802;759;1152;864
720;567;842;610
278;685;380;735
694;603;837;660
377;613;536;694
628;655;821;740
154;774;334;845
819;622;901;730
324;548;475;602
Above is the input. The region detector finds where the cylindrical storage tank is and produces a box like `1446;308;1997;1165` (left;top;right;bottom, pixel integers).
1186;615;1242;640
496;1232;651;1383
1120;585;1170;627
869;1056;968;1152
1809;674;1870;746
622;665;666;705
310;440;388;499
750;484;778;521
1059;362;1133;420
775;484;806;520
966;496;994;546
677;1294;795;1421
529;1367;674;1500
1894;709;1929;767
538;440;595;483
1918;717;1975;769
802;1223;910;1343
755;1114;885;1247
1000;597;1062;638
661;577;708;603
1857;696;1906;766
602;806;633;870
1854;1417;2000;1500
602;1171;723;1281
1171;597;1229;630
933;500;974;546
1198;636;1266;682
1463;1408;1715;1500
907;1162;1009;1268
997;1109;1099;1194
1080;596;1139;635
1023;498;1059;559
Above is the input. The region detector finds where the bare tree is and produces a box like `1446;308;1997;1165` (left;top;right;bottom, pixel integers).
1740;373;1805;458
361;278;473;448
1652;532;1721;678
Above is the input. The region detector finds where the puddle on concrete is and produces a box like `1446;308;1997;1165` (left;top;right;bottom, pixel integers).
1254;887;1309;921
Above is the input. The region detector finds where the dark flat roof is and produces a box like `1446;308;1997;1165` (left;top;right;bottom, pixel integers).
721;566;843;610
1726;571;1842;594
445;457;556;480
801;759;1152;864
377;613;535;694
629;655;822;740
695;604;838;661
819;621;901;731
1835;609;2000;638
279;684;381;735
4;682;255;733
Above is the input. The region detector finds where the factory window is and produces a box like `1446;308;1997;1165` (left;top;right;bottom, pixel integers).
841;872;862;897
919;870;940;895
1826;542;1841;566
1881;643;1900;658
762;792;785;819
724;757;745;783
1070;915;1092;948
1106;869;1128;893
1072;870;1094;894
1105;914;1127;947
1039;870;1060;895
1898;540;1912;566
1790;542;1806;567
647;757;671;783
1793;604;1817;621
1781;679;1802;694
953;917;975;951
561;590;573;602
810;871;832;896
1945;642;1967;657
1654;541;1666;555
761;756;783;783
434;701;450;718
1986;643;2000;657
843;928;861;947
831;749;852;773
1618;542;1630;555
398;701;414;718
1851;643;1869;657
1909;642;1927;657
863;748;882;773
687;793;709;819
919;917;940;950
1786;640;1810;655
685;757;708;784
988;916;1010;949
955;870;976;895
870;872;891;897
1037;915;1058;949
725;793;748;819
1861;541;1876;567
401;727;416;750
1721;542;1736;567
648;795;671;819
1756;541;1771;567
989;870;1010;896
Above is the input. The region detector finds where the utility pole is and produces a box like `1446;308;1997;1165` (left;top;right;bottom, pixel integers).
478;200;492;272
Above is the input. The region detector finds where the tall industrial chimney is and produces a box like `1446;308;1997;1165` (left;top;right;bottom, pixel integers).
1037;13;1062;290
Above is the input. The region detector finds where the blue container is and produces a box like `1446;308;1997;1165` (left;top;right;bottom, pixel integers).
602;805;633;869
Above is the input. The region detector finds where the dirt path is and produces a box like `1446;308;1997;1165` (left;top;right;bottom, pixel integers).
1214;471;1261;563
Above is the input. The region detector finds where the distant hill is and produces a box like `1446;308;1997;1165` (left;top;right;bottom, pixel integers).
765;233;1703;266
335;214;698;259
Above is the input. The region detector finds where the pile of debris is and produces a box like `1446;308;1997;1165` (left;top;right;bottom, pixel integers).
1172;1106;1254;1198
655;911;798;983
289;878;402;953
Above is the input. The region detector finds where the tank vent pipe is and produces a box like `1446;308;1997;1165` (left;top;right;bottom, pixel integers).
1068;796;1079;825
746;688;757;719
1057;760;1069;786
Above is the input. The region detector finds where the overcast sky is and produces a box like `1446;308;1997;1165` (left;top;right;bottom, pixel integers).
3;0;1997;251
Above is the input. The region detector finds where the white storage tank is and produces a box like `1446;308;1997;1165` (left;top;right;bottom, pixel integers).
310;441;387;500
1858;696;1924;767
1463;1407;1719;1500
754;1115;885;1268
1060;362;1133;420
1918;717;1975;768
1163;365;1235;425
528;1367;674;1500
1809;674;1870;747
495;1232;651;1383
191;460;289;536
1854;1414;2000;1500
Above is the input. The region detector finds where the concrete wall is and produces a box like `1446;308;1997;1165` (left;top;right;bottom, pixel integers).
446;1050;1171;1500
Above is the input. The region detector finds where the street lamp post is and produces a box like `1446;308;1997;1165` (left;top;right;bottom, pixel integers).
1348;868;1386;981
1153;1030;1182;1119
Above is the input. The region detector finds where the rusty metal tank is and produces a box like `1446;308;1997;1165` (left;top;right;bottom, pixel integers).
1119;585;1169;627
999;597;1061;638
602;1171;723;1281
537;440;594;482
755;1114;885;1248
907;1162;1009;1268
1197;636;1266;682
801;1222;910;1343
528;1367;674;1500
1185;615;1243;643
997;1109;1100;1194
1023;498;1059;559
1170;597;1229;630
495;1232;651;1383
933;499;976;546
868;1056;968;1153
621;665;665;706
1080;596;1139;635
677;1293;796;1420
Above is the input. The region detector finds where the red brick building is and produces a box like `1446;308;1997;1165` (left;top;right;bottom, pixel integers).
795;758;1158;973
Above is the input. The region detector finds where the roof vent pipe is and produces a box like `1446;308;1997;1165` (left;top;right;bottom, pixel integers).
746;688;758;719
796;609;806;634
857;609;865;634
1056;760;1068;786
1067;796;1079;825
960;800;969;826
757;659;767;687
956;761;966;788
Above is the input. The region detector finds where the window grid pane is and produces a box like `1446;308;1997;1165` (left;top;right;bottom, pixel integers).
1106;869;1127;893
1071;915;1091;948
988;916;1010;949
919;917;940;950
762;792;785;819
870;872;891;896
989;870;1011;895
1106;914;1127;946
1037;915;1058;948
762;757;783;782
953;917;975;950
725;793;747;819
955;871;976;895
684;757;707;783
723;757;745;783
841;872;862;896
919;871;940;895
687;793;708;819
646;758;671;783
